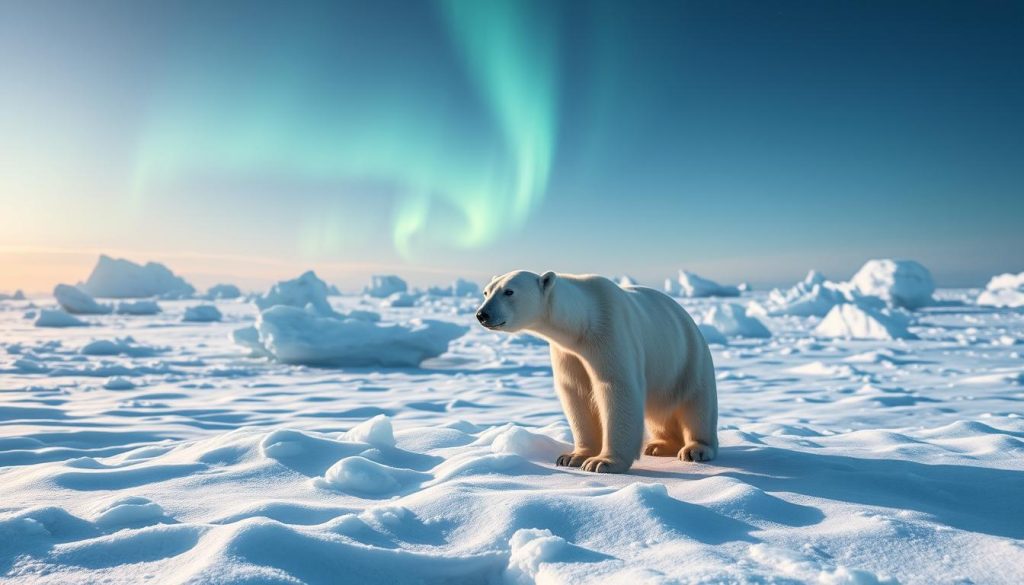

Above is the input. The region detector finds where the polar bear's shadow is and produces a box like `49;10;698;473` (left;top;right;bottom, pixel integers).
706;446;1024;539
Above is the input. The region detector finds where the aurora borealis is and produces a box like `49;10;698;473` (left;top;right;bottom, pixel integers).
1;0;1023;291
132;0;558;258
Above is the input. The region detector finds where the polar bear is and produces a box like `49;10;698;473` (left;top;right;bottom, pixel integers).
477;270;718;473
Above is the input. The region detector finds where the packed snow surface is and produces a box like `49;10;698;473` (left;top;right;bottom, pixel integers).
977;272;1024;308
849;259;935;309
665;270;741;298
1;284;1022;584
79;255;196;299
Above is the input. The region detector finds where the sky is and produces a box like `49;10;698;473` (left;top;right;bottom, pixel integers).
1;0;1022;293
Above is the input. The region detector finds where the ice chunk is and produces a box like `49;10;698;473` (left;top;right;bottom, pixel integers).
849;259;935;309
81;337;159;357
255;270;335;316
698;324;728;345
363;274;407;298
505;528;571;585
183;305;222;322
80;255;195;298
35;309;87;328
977;272;1024;308
252;305;467;367
704;304;771;338
664;270;740;298
381;291;420;308
53;284;112;315
115;300;161;315
0;290;26;301
815;304;917;340
204;284;242;300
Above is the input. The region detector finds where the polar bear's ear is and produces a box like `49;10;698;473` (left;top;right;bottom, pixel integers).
540;271;556;294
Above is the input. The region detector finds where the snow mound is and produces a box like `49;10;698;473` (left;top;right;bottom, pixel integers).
342;415;396;448
505;528;572;585
664;270;740;298
183;305;222;322
53;284;111;315
115;300;161;315
977;272;1024;308
364;275;408;298
488;425;570;461
204;284;242;300
849;259;935;309
319;456;429;494
815;304;917;340
35;309;87;328
255;271;335;317
92;496;166;527
250;305;468;367
80;255;195;299
704;304;771;338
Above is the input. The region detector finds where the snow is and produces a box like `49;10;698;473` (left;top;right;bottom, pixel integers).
703;303;771;338
53;284;112;315
664;270;741;298
254;270;336;316
34;308;87;328
364;274;408;298
815;304;916;340
80;254;195;299
204;283;242;300
115;300;161;315
183;304;223;322
1;285;1023;584
977;272;1024;308
248;305;467;367
849;259;935;309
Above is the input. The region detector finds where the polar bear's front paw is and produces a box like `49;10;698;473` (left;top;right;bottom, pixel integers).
580;455;629;474
678;442;716;462
555;452;591;468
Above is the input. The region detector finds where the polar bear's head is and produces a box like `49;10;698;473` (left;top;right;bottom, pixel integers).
476;270;555;332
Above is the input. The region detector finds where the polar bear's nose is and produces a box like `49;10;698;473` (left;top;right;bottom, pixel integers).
476;310;489;324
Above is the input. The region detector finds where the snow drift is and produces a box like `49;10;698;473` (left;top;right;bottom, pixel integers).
250;306;467;367
664;270;740;298
849;259;935;309
79;255;195;299
977;272;1024;308
53;284;112;315
815;303;916;340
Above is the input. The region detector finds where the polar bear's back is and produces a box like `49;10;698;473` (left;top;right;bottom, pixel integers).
618;283;716;399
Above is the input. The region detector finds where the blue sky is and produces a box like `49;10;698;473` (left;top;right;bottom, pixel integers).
1;0;1021;291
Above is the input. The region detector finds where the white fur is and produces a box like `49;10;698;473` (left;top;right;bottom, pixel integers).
477;271;718;473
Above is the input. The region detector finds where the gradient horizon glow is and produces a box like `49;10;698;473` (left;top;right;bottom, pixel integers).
2;0;1022;293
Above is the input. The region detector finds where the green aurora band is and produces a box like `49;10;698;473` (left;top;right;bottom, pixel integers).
132;1;559;259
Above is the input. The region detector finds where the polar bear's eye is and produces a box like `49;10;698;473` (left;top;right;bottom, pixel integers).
504;290;514;296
